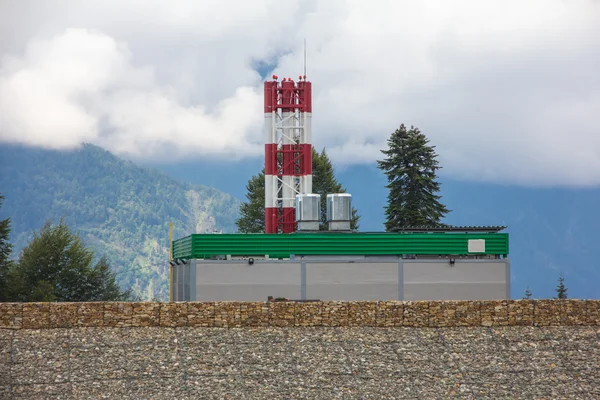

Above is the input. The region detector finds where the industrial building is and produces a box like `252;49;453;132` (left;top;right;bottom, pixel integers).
169;74;510;302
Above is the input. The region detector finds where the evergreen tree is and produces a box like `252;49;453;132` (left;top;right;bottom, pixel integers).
236;148;359;232
0;193;14;302
555;272;568;299
86;255;131;301
235;169;266;233
8;218;131;302
523;287;532;299
377;124;450;231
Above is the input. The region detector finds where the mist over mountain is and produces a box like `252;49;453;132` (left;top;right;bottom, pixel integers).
0;143;240;300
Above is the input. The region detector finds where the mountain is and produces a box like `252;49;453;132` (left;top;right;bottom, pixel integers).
0;143;240;301
147;160;600;300
2;143;598;301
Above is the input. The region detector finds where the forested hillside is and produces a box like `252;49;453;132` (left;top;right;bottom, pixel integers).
0;143;240;300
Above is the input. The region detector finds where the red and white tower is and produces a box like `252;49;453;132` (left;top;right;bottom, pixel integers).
264;75;313;233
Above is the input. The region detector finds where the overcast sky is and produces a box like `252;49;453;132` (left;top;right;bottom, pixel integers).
0;0;599;186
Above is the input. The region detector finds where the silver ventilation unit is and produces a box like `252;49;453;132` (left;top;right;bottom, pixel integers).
296;193;321;231
326;193;352;231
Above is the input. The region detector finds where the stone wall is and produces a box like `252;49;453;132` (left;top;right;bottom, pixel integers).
1;299;598;329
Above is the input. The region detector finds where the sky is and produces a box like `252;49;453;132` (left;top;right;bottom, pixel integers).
0;0;599;187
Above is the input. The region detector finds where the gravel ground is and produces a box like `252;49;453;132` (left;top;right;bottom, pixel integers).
0;326;599;399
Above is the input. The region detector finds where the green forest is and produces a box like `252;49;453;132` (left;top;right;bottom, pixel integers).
0;125;455;301
0;144;240;300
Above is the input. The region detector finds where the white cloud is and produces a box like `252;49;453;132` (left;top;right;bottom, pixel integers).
0;28;265;159
0;0;599;185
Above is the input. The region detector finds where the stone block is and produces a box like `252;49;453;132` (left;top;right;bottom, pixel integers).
533;299;561;326
322;301;349;327
76;303;104;327
131;302;160;327
507;300;534;326
240;302;267;327
22;303;50;329
480;300;509;327
188;302;215;327
160;302;189;327
402;301;429;327
269;302;295;327
428;301;443;327
11;299;596;331
348;301;377;327
375;301;402;327
454;300;481;327
0;303;22;329
586;300;600;326
48;303;77;328
104;303;133;327
214;302;241;328
295;302;322;327
430;301;480;327
563;300;587;326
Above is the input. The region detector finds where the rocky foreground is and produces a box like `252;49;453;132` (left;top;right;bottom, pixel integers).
1;325;599;399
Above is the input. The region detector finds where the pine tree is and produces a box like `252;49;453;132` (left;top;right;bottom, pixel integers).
0;193;14;302
377;124;450;231
8;218;131;302
524;287;532;299
555;272;568;299
236;148;359;232
235;169;266;233
86;255;130;301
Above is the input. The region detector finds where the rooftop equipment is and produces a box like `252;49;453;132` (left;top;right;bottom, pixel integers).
326;193;352;231
296;193;321;231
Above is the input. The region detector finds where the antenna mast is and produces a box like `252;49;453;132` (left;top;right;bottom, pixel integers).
303;38;307;77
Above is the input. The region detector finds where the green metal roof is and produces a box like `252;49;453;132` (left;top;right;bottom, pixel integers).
388;226;507;233
172;231;509;260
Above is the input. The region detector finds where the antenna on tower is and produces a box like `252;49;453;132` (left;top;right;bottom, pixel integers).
303;38;307;78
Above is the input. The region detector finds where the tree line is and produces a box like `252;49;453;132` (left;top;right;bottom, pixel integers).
0;195;130;302
236;124;449;232
0;123;571;302
236;123;572;299
523;272;569;300
2;123;448;302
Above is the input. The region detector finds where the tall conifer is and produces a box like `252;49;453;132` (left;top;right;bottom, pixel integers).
377;124;450;231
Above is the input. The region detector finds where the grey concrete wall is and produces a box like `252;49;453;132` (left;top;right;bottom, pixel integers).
188;258;510;301
194;261;301;301
403;260;510;301
306;262;398;301
172;263;193;301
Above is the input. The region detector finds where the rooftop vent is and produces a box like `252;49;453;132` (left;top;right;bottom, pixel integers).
326;193;352;231
296;193;321;231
